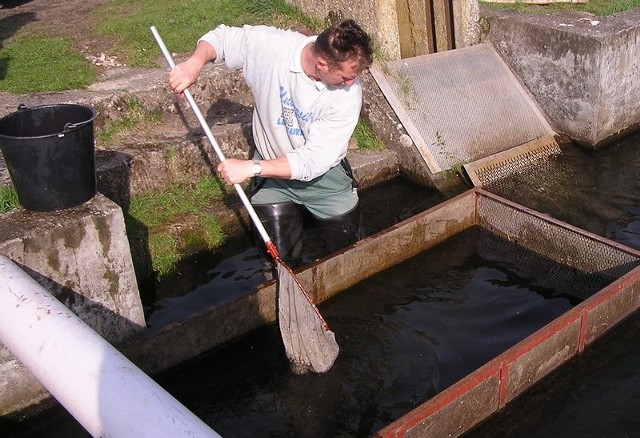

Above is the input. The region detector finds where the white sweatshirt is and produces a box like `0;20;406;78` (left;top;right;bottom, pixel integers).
199;24;362;181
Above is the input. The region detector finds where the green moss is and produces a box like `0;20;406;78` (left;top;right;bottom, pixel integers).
124;175;227;279
103;270;120;299
94;215;114;258
354;118;385;151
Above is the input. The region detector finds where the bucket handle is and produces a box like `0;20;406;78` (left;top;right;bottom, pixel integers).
63;122;86;132
16;104;91;133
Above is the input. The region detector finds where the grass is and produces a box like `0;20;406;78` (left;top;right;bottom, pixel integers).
0;34;96;94
0;0;366;286
3;0;637;284
481;0;640;16
0;0;637;93
98;94;162;145
124;175;227;278
433;130;467;175
354;119;385;150
94;0;320;67
0;185;19;213
0;0;319;93
127;176;224;227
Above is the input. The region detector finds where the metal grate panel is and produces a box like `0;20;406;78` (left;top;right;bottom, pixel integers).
370;43;555;175
462;135;562;187
477;194;640;280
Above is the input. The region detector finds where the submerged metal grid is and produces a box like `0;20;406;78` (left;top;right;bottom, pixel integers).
370;43;555;175
462;135;562;187
477;194;640;280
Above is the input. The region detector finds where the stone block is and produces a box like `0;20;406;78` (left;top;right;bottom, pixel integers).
484;8;640;148
0;194;145;413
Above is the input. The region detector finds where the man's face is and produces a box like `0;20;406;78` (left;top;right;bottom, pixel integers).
317;58;362;89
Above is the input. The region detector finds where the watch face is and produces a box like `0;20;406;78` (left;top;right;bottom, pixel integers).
252;163;262;175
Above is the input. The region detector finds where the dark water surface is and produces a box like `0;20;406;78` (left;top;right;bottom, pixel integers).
156;227;589;437
465;132;640;437
2;132;640;437
145;177;448;333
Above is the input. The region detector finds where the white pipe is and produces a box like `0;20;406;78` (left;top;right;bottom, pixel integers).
0;256;221;438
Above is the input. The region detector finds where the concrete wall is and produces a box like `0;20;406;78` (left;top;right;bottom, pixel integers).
483;7;640;149
286;0;481;60
1;3;638;419
287;0;402;59
0;194;145;414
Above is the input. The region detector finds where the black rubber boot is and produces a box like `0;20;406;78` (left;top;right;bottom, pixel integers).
252;202;304;268
316;203;364;256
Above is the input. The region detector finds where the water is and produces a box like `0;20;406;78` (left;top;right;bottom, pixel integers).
156;227;584;437
464;132;640;437
0;178;449;438
146;177;448;332
0;226;600;437
467;311;640;437
485;133;640;245
2;131;640;437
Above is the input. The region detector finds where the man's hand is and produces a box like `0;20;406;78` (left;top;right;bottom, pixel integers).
168;41;217;97
169;59;203;97
217;159;254;185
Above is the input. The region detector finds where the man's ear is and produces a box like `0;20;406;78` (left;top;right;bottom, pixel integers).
316;56;330;71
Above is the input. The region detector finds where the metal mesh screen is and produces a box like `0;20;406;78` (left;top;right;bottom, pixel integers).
475;227;615;301
462;136;562;187
477;195;640;282
370;44;555;174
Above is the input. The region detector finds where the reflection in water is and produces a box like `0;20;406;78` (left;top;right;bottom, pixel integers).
154;228;584;437
3;132;640;437
468;132;640;437
468;311;640;438
607;205;640;248
146;247;267;333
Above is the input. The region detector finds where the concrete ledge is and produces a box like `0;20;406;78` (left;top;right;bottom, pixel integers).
483;7;640;148
0;63;249;125
0;194;145;414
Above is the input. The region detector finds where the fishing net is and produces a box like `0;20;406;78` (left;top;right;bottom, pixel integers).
277;261;339;374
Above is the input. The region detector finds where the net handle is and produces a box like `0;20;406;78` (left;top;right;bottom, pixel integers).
150;26;279;261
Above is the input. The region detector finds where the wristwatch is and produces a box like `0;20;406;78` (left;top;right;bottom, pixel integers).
251;160;263;176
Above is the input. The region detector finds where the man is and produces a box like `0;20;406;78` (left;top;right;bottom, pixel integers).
169;19;374;267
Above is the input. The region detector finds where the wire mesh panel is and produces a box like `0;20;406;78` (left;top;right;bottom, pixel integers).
476;193;640;281
462;135;562;187
355;189;640;438
370;44;555;174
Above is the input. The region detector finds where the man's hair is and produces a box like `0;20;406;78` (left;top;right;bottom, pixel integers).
314;19;373;71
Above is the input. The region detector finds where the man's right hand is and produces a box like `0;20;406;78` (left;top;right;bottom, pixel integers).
168;41;217;97
169;59;203;97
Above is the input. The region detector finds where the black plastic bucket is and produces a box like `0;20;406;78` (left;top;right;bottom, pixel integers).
0;103;97;212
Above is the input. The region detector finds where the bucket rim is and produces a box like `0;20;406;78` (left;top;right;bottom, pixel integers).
0;103;97;141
